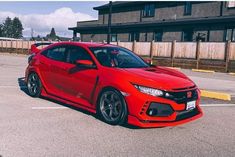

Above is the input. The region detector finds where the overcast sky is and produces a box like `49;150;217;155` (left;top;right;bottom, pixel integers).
0;1;107;38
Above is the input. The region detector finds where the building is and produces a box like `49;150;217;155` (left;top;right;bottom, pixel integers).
69;1;235;42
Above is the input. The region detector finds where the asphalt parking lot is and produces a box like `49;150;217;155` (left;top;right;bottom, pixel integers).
0;53;235;157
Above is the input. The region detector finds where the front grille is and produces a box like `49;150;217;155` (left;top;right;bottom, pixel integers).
176;108;199;121
163;89;198;104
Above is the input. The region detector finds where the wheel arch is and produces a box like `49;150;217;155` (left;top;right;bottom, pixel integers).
26;67;46;91
95;86;129;114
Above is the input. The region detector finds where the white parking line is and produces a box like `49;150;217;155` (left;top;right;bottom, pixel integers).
0;85;18;88
200;104;235;107
32;106;68;110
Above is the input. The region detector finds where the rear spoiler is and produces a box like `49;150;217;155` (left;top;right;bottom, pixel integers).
29;42;52;54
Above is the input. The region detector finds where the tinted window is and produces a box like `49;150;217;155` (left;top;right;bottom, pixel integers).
143;4;155;17
129;32;139;42
184;2;192;15
154;30;163;41
111;34;117;42
89;47;149;68
66;46;92;64
182;29;193;41
225;28;235;42
45;47;66;62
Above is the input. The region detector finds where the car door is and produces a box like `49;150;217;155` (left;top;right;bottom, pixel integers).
39;45;68;97
61;45;99;108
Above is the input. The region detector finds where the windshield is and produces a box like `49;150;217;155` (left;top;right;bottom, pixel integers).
89;47;149;68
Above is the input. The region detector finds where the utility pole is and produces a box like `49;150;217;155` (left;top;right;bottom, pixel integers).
107;1;112;44
31;28;34;39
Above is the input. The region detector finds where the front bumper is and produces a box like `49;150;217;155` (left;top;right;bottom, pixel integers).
125;88;203;128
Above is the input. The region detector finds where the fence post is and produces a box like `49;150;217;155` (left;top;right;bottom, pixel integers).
21;40;24;54
132;40;136;53
117;40;120;46
27;40;30;53
196;40;201;69
150;40;155;64
171;40;176;67
0;40;2;52
225;40;231;72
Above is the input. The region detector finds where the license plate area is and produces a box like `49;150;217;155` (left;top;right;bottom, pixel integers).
186;100;196;110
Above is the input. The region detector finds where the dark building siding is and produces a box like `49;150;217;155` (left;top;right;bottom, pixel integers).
222;2;235;16
70;1;235;43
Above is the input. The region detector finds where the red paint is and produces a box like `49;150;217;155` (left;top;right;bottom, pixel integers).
25;42;203;128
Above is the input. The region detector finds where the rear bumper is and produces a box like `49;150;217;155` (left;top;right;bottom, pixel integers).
128;106;203;128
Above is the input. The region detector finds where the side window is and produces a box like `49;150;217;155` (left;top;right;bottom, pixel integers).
43;46;66;62
66;46;92;64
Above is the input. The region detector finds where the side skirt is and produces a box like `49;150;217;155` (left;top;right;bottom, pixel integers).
41;91;96;114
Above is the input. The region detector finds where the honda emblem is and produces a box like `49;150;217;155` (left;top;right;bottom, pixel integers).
187;91;192;98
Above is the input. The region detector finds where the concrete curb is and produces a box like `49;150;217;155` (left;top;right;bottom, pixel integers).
192;69;215;73
229;73;235;76
201;90;231;101
166;67;181;70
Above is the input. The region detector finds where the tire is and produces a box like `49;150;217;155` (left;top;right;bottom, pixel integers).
97;88;128;125
27;72;42;97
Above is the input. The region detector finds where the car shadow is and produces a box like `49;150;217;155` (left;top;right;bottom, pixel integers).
17;77;142;130
18;77;29;95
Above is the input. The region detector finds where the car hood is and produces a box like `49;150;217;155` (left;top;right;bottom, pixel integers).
121;67;195;91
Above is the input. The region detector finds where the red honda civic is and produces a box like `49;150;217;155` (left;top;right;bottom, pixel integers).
25;42;203;128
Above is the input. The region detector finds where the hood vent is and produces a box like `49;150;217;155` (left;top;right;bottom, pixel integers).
145;68;157;72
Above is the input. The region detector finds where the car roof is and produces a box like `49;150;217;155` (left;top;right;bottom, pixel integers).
54;41;118;48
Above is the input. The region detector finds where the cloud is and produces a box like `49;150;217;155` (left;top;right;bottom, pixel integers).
0;7;96;37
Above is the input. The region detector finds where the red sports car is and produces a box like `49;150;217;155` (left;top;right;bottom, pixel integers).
25;42;203;128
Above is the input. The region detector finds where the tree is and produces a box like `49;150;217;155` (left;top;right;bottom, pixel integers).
0;24;3;37
1;17;23;38
46;27;58;41
2;17;13;38
50;28;56;37
12;17;23;38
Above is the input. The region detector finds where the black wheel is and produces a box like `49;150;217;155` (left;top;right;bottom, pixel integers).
27;72;42;97
98;89;128;125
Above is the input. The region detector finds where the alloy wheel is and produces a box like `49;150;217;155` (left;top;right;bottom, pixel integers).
27;73;41;97
99;90;124;123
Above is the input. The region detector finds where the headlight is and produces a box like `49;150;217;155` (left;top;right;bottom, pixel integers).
134;85;164;97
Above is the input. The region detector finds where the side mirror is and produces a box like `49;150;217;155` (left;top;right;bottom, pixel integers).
143;57;155;66
76;60;96;68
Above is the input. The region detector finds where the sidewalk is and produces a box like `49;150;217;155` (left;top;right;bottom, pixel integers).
180;69;235;100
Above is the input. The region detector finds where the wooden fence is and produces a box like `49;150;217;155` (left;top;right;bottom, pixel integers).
0;40;235;72
110;40;235;72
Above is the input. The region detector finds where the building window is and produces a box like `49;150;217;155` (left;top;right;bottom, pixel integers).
111;34;117;42
154;30;163;41
143;4;155;17
129;32;139;42
227;1;235;8
184;2;192;15
182;29;193;41
225;28;235;41
196;33;207;42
